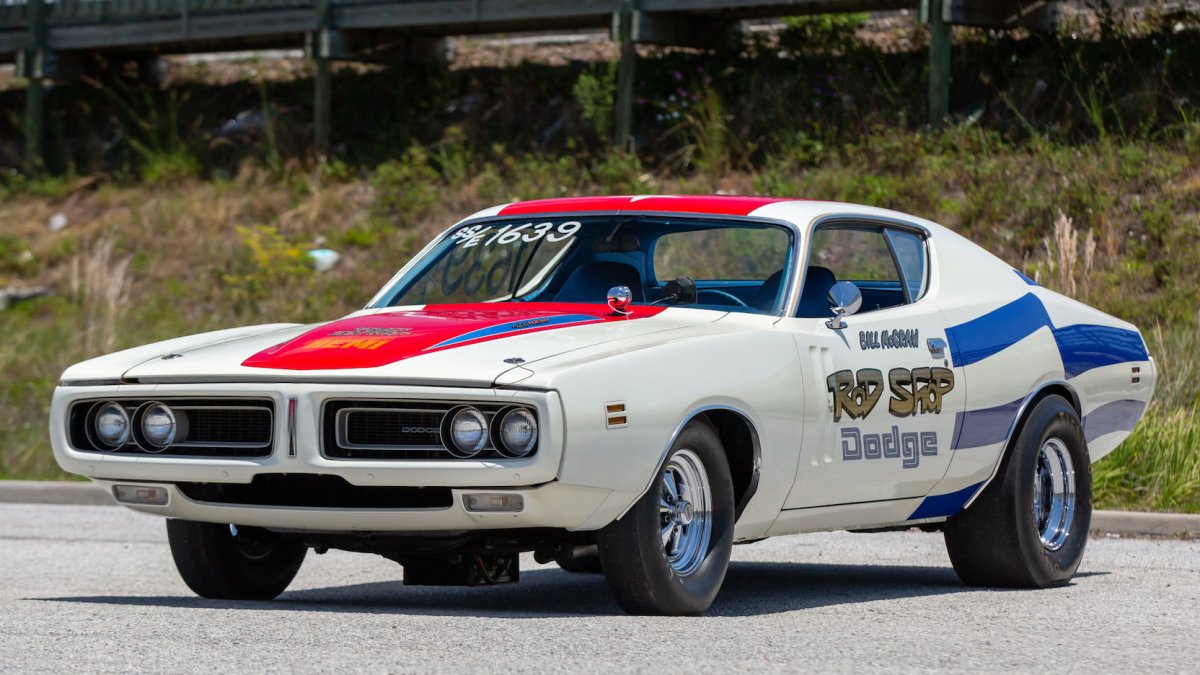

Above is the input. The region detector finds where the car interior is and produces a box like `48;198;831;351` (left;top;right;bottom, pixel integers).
546;224;923;317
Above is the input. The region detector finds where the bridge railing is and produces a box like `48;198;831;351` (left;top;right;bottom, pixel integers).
1;0;325;30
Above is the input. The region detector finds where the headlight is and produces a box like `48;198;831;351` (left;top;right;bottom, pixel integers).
137;402;179;451
495;408;537;458
444;406;487;458
90;401;130;449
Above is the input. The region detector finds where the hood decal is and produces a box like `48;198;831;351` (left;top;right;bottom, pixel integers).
241;303;665;371
427;313;602;350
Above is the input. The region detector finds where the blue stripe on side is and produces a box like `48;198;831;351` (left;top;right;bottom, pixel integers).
945;293;1052;368
1084;399;1148;443
908;481;985;521
1052;324;1149;379
945;292;1148;379
1014;269;1039;286
427;314;602;350
951;398;1022;450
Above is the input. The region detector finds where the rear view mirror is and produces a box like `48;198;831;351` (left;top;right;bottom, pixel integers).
662;276;697;304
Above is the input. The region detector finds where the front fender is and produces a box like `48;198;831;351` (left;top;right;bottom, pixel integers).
542;329;804;538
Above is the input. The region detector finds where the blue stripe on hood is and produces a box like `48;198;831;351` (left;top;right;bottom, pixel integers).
426;314;602;350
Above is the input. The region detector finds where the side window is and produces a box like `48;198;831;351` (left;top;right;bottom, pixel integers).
809;228;899;283
884;229;929;303
800;225;925;316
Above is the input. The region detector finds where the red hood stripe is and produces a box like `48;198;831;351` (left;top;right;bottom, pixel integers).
241;303;665;371
498;195;795;217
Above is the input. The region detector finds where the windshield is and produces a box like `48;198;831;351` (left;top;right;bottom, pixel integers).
375;216;794;315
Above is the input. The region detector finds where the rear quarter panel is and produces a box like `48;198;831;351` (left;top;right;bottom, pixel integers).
927;228;1154;503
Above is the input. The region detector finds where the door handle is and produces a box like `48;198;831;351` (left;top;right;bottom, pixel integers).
927;337;947;356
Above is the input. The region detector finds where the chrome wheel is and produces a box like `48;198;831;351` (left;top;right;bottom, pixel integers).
1033;437;1076;551
659;448;713;577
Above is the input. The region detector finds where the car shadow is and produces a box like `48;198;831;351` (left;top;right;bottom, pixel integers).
30;560;1099;618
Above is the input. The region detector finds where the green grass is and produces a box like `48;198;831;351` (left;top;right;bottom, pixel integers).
0;132;1197;510
1094;321;1200;513
1095;405;1200;513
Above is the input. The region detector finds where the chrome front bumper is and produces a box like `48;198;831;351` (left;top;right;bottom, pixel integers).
52;382;620;531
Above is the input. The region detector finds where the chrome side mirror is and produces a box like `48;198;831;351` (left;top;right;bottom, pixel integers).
607;285;633;316
825;281;862;330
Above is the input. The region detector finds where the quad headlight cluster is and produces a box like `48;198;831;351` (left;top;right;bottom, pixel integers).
85;400;188;453
442;405;538;459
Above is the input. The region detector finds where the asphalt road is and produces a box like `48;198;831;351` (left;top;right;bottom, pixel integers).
1;504;1197;673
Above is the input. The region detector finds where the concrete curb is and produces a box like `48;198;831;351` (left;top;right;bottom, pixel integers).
1;480;1197;538
0;480;115;506
1090;510;1200;539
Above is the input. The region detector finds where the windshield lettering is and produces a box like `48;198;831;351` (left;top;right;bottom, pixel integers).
453;221;581;248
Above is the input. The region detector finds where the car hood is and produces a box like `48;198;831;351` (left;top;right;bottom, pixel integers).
118;303;723;387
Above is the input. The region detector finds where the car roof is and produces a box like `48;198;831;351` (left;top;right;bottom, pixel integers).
448;197;973;267
467;196;950;237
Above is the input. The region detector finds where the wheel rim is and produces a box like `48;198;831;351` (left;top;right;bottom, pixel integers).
1032;437;1076;551
659;448;713;577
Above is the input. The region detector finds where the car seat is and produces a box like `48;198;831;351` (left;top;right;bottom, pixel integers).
555;261;645;303
751;269;784;312
795;266;838;317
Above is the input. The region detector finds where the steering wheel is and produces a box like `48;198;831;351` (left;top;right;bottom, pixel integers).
696;288;749;308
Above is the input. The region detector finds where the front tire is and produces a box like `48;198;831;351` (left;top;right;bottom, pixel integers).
944;394;1092;588
597;421;735;615
166;520;306;600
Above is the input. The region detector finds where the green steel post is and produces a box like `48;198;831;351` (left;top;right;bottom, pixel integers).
24;0;47;170
313;0;333;156
928;0;951;124
613;0;637;151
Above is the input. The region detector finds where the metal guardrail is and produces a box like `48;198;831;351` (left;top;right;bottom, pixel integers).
0;0;902;37
0;0;319;28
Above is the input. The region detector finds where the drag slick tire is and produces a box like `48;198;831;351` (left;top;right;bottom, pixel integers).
597;421;734;615
166;519;306;600
944;394;1092;588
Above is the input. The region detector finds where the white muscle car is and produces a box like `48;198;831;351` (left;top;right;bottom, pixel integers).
50;196;1155;615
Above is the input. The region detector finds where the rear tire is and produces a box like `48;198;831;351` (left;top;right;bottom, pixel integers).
597;421;734;615
944;394;1092;588
166;520;306;600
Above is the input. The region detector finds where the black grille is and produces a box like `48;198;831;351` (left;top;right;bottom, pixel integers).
69;398;274;458
177;474;452;509
323;399;537;460
187;408;272;445
345;410;443;447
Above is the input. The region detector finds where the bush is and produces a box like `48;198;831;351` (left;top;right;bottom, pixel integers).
371;145;441;221
573;65;617;142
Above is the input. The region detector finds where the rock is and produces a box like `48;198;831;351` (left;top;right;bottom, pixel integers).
0;286;52;310
48;212;68;232
307;248;341;272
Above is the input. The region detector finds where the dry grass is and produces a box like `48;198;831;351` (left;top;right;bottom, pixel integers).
71;237;132;354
